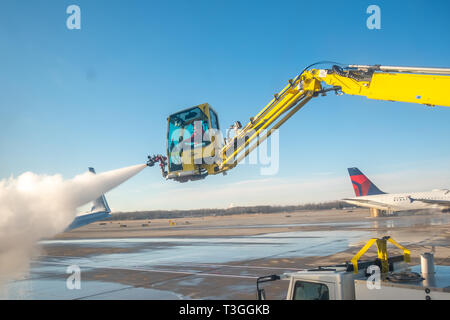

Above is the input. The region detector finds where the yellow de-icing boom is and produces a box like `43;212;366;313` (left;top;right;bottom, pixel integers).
150;64;450;182
218;64;450;173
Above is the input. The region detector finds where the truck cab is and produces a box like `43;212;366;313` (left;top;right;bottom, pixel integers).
285;267;366;300
257;237;450;300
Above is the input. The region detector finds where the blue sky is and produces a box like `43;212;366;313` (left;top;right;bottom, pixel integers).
1;0;449;210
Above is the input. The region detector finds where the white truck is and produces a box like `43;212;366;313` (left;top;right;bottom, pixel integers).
256;237;450;300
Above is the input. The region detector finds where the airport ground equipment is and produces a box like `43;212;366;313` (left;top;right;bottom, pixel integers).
147;63;450;182
256;236;450;300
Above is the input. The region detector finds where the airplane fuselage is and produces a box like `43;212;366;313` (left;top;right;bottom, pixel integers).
344;189;450;212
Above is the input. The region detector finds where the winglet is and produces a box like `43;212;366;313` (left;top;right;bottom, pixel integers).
65;167;112;231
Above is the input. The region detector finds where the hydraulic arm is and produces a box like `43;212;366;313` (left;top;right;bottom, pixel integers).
148;63;450;182
219;64;450;173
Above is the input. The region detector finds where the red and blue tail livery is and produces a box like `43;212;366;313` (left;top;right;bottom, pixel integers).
347;167;385;197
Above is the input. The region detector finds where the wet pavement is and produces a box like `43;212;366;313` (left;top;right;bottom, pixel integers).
1;212;449;299
1;230;370;299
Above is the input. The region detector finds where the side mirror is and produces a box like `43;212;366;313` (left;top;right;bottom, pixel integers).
257;288;266;300
256;274;280;300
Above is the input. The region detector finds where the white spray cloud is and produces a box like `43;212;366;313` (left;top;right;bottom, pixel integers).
0;164;146;283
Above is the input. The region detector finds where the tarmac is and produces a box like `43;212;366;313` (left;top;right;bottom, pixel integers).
1;208;450;299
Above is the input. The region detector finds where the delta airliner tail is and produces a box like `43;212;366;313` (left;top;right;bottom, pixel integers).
348;167;385;197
